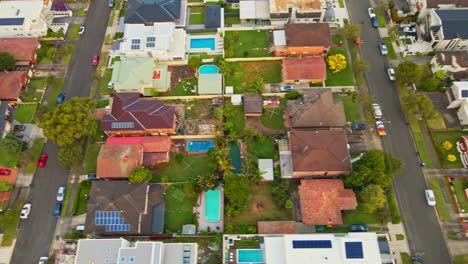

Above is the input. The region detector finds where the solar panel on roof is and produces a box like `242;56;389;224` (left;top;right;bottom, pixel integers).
461;90;468;98
0;18;25;26
111;122;135;129
292;240;332;249
345;242;364;259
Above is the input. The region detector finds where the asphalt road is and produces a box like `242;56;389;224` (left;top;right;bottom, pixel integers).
346;1;451;263
10;0;110;263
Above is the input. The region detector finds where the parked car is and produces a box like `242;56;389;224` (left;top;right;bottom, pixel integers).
425;189;436;206
12;131;24;139
368;8;376;18
379;42;388;55
56;92;65;104
351;123;366;130
371;17;379;28
13;124;26;131
20;203;32;219
37;153;48;168
0;168;12;176
387;67;395;81
108;0;113;7
86;173;100;181
56;185;66;202
411;256;423;264
280;85;295;92
53;202;62;217
39;257;49;264
78;26;85;35
372;103;382;119
349;224;369;232
376;121;387;136
92;55;100;66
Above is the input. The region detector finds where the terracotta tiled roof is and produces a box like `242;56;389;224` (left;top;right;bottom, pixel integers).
286;89;345;128
427;0;468;8
258;221;296;234
96;144;143;178
243;94;263;114
282;57;326;81
290;130;351;175
298;179;357;225
285;23;331;47
143;152;169;165
105;136;171;152
101;93;175;132
0;71;28;100
0;38;39;63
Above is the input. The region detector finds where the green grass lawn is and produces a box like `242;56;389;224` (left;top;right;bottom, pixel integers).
161;77;197;96
428;178;451;221
414;63;433;88
24;138;46;174
0;200;23;246
454;255;468;264
68;24;81;40
347;38;365;86
387;191;401;224
82;142;101;174
61;183;73;217
96;99;109;108
431;131;465;168
260;108;285;130
452;178;468;212
224;30;271;58
427;111;446;130
252;138;274;159
151;156;216;182
383;38;397;59
100;69;113;96
332;35;344;45
325;48;354;86
343;206;381;224
225;61;282;93
47;78;65;111
22;77;47;102
164;184;195;233
189;7;205;25
333;95;361;122
225;105;245;135
408;115;433;168
400;252;412;264
0;143;21;168
227;183;293;225
28;78;47;90
375;9;387;28
225;16;240;26
72;181;92;215
76;9;86;17
14;103;39;123
60;44;75;64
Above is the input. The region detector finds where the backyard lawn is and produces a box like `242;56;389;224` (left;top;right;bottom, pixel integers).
252;138;274;159
23;138;46;174
164;184;195;233
260;108;285;130
82;142;101;174
431;131;465;168
14;103;39;123
227;183;293;225
184;99;212;120
225;61;282;94
21;77;46;102
428;178;451;220
189;7;205;25
333;95;361;122
225;16;240;26
325;48;354;86
73;181;92;216
47;77;65;111
383;38;397;59
343;206;381;224
68;24;81;40
224;30;271;58
225;105;245;135
451;178;468;213
151;155;215;182
162;77;197;96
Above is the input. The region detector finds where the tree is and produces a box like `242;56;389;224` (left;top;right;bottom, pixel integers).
420;77;442;91
285;90;300;100
39;97;96;147
401;94;436;120
387;26;399;42
219;60;233;76
194;174;218;191
245;76;264;94
395;61;417;87
327;54;347;73
224;174;250;209
0;181;13;192
188;56;202;69
340;24;361;39
57;144;84;167
129;166;153;183
344;150;402;187
434;70;446;81
0;52;16;71
353;59;369;75
358;184;386;213
272;177;291;208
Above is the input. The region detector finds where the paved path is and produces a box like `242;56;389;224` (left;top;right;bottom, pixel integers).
387;222;411;264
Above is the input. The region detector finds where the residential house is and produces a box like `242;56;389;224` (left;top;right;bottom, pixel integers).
84;181;166;235
282;57;327;84
0;71;30;101
124;0;186;26
0;102;15;138
289;130;351;177
239;0;270;24
243;94;263;116
198;73;223;95
268;0;326;24
419;0;468;16
75;239;198;264
0;38;40;69
101;93;176;136
0;1;47;38
273;23;331;57
106;136;172;165
431;51;468;80
96;144;143;178
258;159;274;181
298;179;357;225
286;89;345;129
110;58;171;95
112;23;187;61
422;9;468;51
204;5;222;29
446;82;468;125
457;135;468;167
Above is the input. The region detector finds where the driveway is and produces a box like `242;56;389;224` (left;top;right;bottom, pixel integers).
347;1;451;263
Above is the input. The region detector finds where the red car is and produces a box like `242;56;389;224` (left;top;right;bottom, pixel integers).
37;153;48;168
92;55;99;66
0;169;11;176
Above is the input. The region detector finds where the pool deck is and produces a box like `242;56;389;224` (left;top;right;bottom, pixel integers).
195;187;224;233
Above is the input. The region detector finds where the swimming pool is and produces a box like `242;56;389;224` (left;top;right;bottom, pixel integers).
237;249;264;263
229;141;242;174
205;189;220;222
199;64;219;74
187;140;215;152
190;38;215;51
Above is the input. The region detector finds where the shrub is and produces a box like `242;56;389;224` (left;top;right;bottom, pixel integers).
284;199;293;209
327;54;347;73
176;153;184;162
285;90;300;100
447;154;457;162
442;141;453;150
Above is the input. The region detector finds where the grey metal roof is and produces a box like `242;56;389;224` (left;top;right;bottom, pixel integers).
204;5;221;28
435;9;468;39
151;203;165;233
124;0;182;24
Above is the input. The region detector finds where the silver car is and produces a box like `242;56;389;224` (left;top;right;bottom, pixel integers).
280;85;295;92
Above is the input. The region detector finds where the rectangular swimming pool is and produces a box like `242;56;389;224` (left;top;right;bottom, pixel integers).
187;140;215;152
237;249;264;263
190;38;215;51
205;189;220;222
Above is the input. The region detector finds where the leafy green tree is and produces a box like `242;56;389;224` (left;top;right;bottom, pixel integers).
0;136;23;153
245;76;264;94
0;52;16;71
57;143;84;167
0;181;13;192
420;77;442;91
395;61;417;87
340;24;361;39
224;174;250;210
285;90;300;100
434;70;446;80
272;178;291;208
194;174;218;191
401;94;436;120
188;57;202;69
129;166;153;183
39;97;96;147
358;184;386;213
219;60;233;76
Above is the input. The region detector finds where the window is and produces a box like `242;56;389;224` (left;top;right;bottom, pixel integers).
147;36;155;42
120;257;126;262
131;39;140;44
129;256;136;262
146;42;155;48
131;44;140;50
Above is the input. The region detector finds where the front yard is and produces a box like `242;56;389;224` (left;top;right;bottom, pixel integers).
82;142;101;174
164;184;196;233
225;61;282;94
72;181;92;216
14;103;39;123
224;30;271;58
333;94;361;122
151;155;216;183
343;206;381;224
428;178;451;220
0;200;23;246
68;24;81;41
383;37;397;59
325;48;354;86
431;131;465;168
451;178;468;213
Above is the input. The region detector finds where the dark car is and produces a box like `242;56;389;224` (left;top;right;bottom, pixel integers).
371;17;379;28
351;123;366;130
56;92;65;104
53;202;62;217
86;173;101;181
349;224;369;232
13;124;26;131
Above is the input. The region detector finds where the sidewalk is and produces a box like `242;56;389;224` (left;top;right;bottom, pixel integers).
387;222;411;263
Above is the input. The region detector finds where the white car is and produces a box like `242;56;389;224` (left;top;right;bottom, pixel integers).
372;103;383;119
56;185;66;202
379;42;388;55
368;8;376;18
39;257;49;264
387;68;395;81
78;26;85;35
20;203;32;219
425;189;436;206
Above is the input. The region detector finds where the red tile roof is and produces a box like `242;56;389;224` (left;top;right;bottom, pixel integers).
143;152;169;165
298;179;357;225
0;71;28;100
0;38;39;63
258;221;296;234
285;23;331;47
96;144;143;178
0;167;18;204
282;57;326;81
105;136;171;152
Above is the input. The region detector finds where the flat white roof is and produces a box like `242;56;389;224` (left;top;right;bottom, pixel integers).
258;159;274;181
240;0;270;19
273;30;286;46
0;1;43;20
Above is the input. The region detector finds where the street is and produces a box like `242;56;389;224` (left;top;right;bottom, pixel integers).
346;1;451;263
10;0;111;262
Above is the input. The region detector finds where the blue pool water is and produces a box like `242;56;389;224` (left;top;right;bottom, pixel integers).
237;249;264;263
229;141;242;174
199;64;219;74
190;38;215;50
187;140;215;152
205;189;220;222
